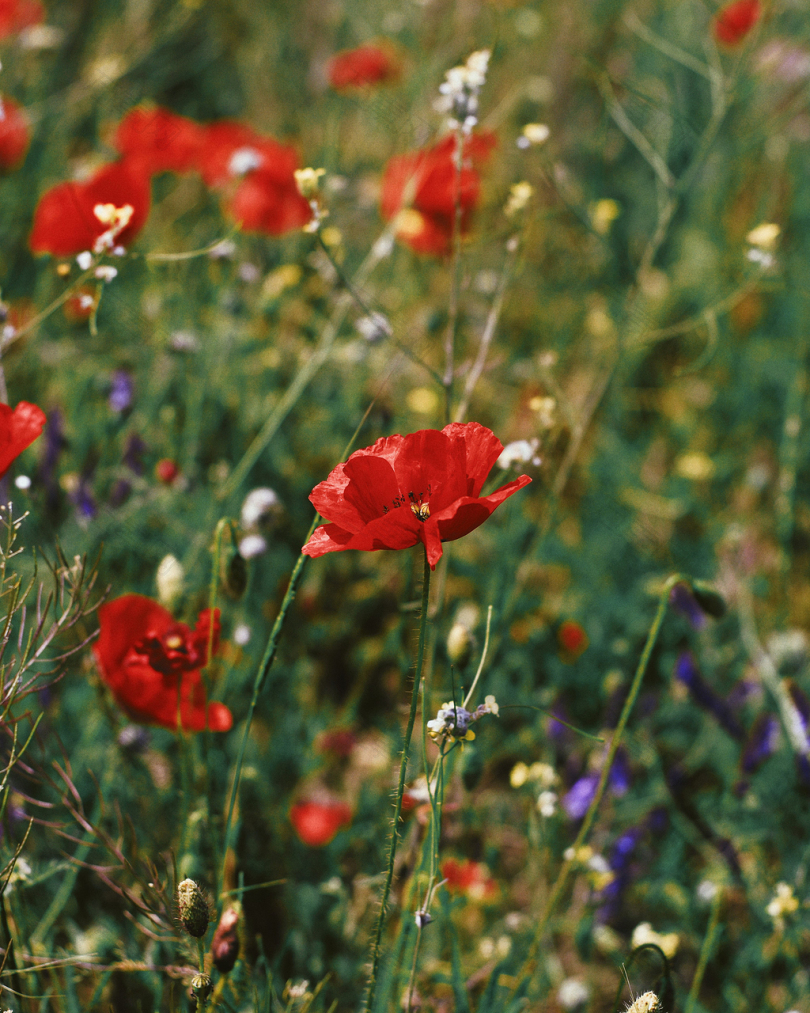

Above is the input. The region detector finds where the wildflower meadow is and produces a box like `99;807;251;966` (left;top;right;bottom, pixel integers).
1;0;809;1010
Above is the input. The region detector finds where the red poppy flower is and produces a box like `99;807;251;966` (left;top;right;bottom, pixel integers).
30;160;151;257
441;858;497;901
290;799;352;846
0;95;29;171
327;43;401;90
380;132;496;255
302;422;531;570
0;401;46;479
714;0;760;45
113;105;205;176
93;594;232;732
0;0;43;38
196;120;311;234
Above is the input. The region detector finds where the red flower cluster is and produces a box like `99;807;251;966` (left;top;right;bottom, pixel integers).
0;95;29;171
302;422;531;570
441;858;497;901
290;799;352;846
327;43;401;90
29;160;151;257
30;106;313;254
93;594;232;732
380;132;496;255
0;0;43;38
198;120;311;235
0;401;46;479
714;0;760;45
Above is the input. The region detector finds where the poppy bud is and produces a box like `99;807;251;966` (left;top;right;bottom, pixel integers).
222;549;248;599
155;458;179;484
689;580;727;619
446;622;472;666
177;878;209;938
211;904;241;973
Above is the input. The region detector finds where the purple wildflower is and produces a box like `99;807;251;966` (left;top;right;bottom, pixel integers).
109;371;134;413
674;651;744;741
670;583;707;630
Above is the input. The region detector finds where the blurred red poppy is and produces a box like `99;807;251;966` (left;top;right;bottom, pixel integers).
380;132;496;254
327;43;401;90
113;105;205;176
197;120;311;234
0;95;29;170
290;799;352;846
93;594;232;732
441;858;497;901
0;401;46;478
714;0;760;45
302;422;531;570
0;0;43;38
558;619;589;660
30;160;151;256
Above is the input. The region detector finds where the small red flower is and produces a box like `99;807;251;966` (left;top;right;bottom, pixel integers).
327;43;401;90
290;799;352;846
155;458;179;484
302;422;531;571
441;858;497;901
197;120;311;234
63;286;97;322
93;594;232;732
30;160;151;257
0;401;46;479
0;95;29;170
380;132;496;255
0;0;43;39
714;0;760;45
113;105;205;176
558;619;589;660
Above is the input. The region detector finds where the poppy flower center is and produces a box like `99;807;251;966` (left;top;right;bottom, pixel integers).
135;623;206;676
410;501;430;521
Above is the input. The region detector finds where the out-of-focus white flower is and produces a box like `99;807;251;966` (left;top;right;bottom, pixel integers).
631;922;679;959
356;312;392;343
436;49;491;133
497;439;541;470
537;790;558;817
238;534;268;559
76;251;93;270
156;554;184;607
241;487;280;529
505;181;534;217
517;122;550;149
233;623;251;646
767;882;799;929
557;978;590;1009
14;475;31;490
696;879;719;903
229;147;263;176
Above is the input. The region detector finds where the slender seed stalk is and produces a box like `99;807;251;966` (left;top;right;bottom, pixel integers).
365;549;432;1013
516;573;688;994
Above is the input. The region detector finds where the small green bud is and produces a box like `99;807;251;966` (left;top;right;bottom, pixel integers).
177;878;209;938
690;580;727;619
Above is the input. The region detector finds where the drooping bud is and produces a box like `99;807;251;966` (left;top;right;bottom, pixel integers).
222;548;248;599
211;904;241;973
689;580;727;619
177;878;209;938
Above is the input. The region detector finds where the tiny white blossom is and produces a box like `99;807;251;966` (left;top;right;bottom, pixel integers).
557;978;589;1009
238;534;268;559
14;475;31;490
156;554;184;607
94;265;118;282
241;487;280;529
233;623;252;646
436;49;491;133
229;147;263;176
537;790;558;817
497;439;541;469
77;251;93;270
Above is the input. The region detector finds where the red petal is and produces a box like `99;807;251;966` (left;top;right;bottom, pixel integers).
114;106;204;176
0;94;30;170
433;475;532;541
342;454;400;523
0;401;45;478
442;421;503;496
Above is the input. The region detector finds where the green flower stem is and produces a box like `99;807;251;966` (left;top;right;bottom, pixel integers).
218;514;318;897
517;573;688;994
684;885;723;1013
365;548;431;1013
